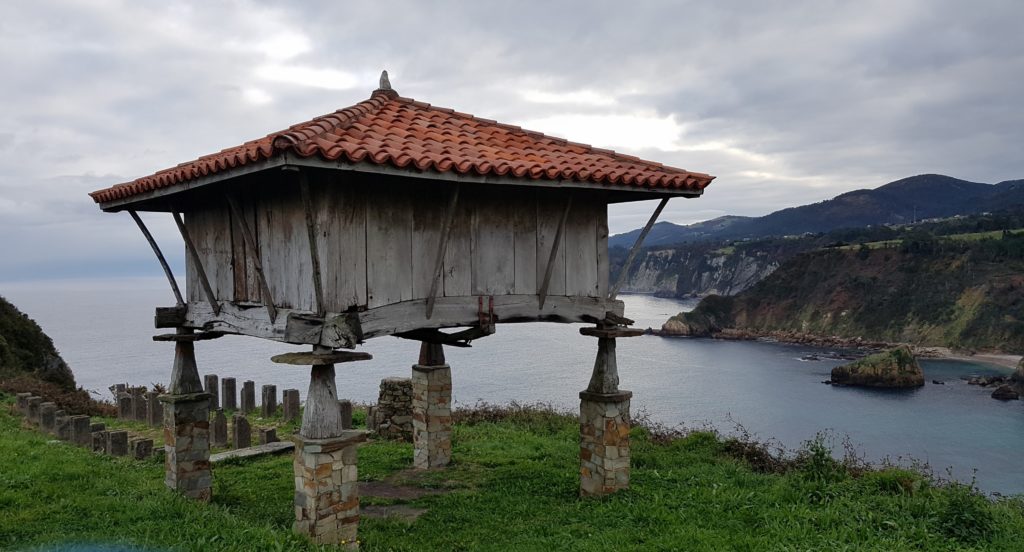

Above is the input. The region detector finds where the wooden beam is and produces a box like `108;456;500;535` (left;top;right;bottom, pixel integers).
129;210;184;306
225;194;278;323
178;294;625;345
172;211;220;315
538;192;573;309
608;197;670;300
297;171;325;316
426;185;460;319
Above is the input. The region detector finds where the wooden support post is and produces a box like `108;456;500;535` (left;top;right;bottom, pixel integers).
608;197;670;300
129;210;184;306
225;194;278;323
169;330;205;395
426;185;460;319
172;211;220;315
538;193;573;309
297;171;325;316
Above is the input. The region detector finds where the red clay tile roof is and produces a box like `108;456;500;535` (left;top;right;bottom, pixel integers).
89;88;714;204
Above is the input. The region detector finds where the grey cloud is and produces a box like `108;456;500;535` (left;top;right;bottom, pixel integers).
1;0;1022;280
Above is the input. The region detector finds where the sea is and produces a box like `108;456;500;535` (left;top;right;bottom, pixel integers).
3;277;1022;496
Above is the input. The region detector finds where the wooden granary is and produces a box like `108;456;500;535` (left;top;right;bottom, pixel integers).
90;72;713;545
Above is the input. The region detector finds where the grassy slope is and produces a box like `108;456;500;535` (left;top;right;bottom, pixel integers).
1;396;1022;551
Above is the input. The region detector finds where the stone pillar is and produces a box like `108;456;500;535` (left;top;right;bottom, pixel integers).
261;384;278;417
160;333;212;501
91;422;106;433
293;432;364;547
578;332;635;497
338;399;353;430
146;391;163;428
232;414;251;449
282;389;301;422
70;415;92;447
211;409;228;448
204;374;219;409
39;402;57;433
221;377;237;410
26;396;42;424
241;381;256;414
412;342;452;469
291;348;371;547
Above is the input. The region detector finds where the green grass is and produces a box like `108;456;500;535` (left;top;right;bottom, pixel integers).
1;395;1022;551
840;228;1024;250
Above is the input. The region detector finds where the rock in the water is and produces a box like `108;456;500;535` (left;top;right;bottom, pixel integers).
991;384;1020;401
830;345;924;388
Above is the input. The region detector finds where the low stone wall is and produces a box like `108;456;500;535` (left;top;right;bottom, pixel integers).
368;377;413;441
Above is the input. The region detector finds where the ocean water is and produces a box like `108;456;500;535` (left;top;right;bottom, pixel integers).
3;278;1022;495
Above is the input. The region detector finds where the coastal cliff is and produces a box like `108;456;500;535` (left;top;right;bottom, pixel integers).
662;232;1024;354
614;242;794;297
0;295;74;389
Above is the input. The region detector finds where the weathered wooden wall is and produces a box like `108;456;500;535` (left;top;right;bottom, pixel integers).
184;170;608;317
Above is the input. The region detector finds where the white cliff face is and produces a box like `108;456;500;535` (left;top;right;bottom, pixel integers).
619;248;780;297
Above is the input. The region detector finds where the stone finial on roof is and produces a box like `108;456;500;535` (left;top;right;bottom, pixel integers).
373;70;398;100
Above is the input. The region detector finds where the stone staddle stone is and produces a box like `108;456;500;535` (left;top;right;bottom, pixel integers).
579;390;633;497
292;431;367;547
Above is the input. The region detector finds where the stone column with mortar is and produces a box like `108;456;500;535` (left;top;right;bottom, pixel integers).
277;346;371;548
157;330;214;501
221;377;237;410
411;342;452;469
577;325;641;497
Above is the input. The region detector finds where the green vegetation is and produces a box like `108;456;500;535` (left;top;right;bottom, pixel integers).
0;296;74;389
2;395;1022;551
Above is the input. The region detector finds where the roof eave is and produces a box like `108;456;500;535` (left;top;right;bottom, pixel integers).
95;152;705;212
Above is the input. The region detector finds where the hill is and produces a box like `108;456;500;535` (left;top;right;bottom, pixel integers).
610;174;1022;249
0;295;74;389
663;230;1024;353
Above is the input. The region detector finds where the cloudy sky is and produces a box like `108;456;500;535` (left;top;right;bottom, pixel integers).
1;0;1022;281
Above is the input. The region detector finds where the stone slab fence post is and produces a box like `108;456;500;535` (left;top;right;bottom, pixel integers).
211;409;228;448
232;414;251;449
204;374;219;410
146;391;163;428
15;393;31;414
258;427;278;444
106;430;129;456
39;403;57;434
132;389;147;421
70;416;92;447
117;395;132;420
261;384;277;417
26;397;42;424
221;377;237;411
241;381;256;414
338;400;353;430
282;389;300;422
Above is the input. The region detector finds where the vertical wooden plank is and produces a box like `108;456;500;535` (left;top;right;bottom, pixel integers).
471;191;515;295
412;186;445;299
317;174;368;311
442;191;473;297
230;202;248;302
258;185;315;311
513;190;538;295
186;206;233;302
536;193;566;298
565;198;599;297
596;201;609;298
366;181;413;308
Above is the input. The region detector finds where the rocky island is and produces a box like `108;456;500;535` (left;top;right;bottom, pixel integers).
829;346;924;388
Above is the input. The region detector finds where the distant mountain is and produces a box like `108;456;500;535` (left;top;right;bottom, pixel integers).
610;174;1023;249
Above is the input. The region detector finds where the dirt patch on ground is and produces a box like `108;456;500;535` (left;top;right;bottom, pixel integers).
361;504;430;522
